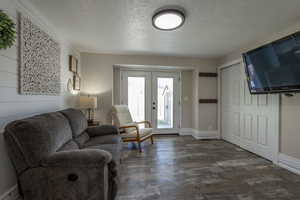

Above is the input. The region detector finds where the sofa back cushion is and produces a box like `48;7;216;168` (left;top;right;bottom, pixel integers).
74;132;90;147
60;108;88;138
4;112;73;172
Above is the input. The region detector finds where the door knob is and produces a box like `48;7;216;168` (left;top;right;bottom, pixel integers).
68;173;78;182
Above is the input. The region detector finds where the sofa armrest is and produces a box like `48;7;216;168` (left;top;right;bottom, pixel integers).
40;149;115;200
41;149;112;168
86;125;119;137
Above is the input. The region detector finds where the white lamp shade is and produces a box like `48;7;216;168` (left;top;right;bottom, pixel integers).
80;96;97;109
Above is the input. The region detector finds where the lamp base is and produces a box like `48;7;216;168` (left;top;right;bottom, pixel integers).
87;120;100;127
87;119;94;125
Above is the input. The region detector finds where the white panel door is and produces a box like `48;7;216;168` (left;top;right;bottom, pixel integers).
221;62;279;161
221;64;242;145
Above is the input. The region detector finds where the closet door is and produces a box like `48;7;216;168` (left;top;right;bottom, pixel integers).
221;62;279;161
221;64;242;145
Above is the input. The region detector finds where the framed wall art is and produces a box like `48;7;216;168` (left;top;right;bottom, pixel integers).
69;55;78;73
19;13;61;95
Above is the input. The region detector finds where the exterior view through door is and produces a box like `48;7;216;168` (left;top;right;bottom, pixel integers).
121;70;181;134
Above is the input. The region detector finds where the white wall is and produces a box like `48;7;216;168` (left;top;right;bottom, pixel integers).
220;20;300;159
80;53;218;131
0;0;80;198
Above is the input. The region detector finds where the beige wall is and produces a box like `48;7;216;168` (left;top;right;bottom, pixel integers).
198;77;218;130
181;71;193;128
80;53;219;130
0;0;80;197
220;20;300;159
113;68;121;105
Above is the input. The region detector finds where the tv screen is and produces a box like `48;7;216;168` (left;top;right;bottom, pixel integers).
243;31;300;94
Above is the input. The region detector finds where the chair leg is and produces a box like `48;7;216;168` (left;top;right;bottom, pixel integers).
138;141;142;152
150;135;154;144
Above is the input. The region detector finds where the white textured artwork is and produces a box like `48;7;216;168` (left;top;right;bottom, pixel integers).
19;13;61;95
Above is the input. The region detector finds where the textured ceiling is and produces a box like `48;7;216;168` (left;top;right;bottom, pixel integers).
29;0;300;58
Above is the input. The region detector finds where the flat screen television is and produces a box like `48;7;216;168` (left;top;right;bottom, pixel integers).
243;31;300;94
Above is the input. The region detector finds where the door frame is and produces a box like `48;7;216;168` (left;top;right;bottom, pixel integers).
119;68;182;134
217;58;280;164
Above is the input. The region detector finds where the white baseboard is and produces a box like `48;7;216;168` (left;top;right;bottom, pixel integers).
193;130;219;140
0;185;20;200
179;128;194;136
278;153;300;175
179;129;219;140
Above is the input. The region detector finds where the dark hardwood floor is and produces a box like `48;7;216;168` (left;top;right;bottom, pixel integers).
117;136;300;200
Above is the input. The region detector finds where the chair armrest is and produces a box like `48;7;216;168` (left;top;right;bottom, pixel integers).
119;125;138;130
41;149;112;168
136;120;152;128
119;125;140;138
86;125;119;137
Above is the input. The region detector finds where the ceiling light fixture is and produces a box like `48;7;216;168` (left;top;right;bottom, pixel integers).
152;8;185;31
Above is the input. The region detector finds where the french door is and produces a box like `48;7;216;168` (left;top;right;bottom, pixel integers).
120;70;181;134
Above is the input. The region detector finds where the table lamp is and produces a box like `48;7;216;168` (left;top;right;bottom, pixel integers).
80;96;97;124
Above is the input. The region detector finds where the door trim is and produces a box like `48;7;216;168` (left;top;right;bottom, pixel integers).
218;58;280;164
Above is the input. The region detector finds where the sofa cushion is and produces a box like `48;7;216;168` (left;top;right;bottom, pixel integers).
4;112;73;168
60;108;88;138
83;135;122;147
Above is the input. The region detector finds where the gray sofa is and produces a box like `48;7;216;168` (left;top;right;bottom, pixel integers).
4;108;122;200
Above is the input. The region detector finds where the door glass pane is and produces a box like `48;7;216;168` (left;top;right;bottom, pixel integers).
128;77;145;122
157;78;173;128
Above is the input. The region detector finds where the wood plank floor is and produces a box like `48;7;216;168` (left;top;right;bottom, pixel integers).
117;136;300;200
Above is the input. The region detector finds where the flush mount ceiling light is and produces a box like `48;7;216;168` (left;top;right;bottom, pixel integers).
152;8;185;31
